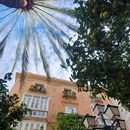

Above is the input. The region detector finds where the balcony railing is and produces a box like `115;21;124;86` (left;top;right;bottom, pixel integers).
26;110;47;118
63;88;76;99
30;83;47;93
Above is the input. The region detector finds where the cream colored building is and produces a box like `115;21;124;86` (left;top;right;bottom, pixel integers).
10;72;119;130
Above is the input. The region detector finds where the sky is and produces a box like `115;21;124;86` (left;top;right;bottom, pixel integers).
0;0;77;90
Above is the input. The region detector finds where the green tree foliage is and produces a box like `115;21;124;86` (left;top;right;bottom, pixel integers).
0;73;29;130
56;113;85;130
68;0;130;111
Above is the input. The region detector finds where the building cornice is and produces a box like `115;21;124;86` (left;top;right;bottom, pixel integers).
16;72;76;87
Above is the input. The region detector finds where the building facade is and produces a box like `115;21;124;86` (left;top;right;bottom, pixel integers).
10;73;114;130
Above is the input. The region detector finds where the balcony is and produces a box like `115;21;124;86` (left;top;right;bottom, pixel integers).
30;83;46;93
26;110;47;118
63;88;76;99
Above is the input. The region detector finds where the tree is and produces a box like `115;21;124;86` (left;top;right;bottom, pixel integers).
0;0;77;80
55;113;85;130
0;73;28;130
68;0;130;111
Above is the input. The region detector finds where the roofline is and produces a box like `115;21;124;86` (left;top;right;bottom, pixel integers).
16;72;76;87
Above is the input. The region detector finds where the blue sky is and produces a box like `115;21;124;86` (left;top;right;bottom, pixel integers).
0;0;77;90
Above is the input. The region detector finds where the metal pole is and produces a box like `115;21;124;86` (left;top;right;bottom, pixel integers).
101;113;114;130
100;113;107;126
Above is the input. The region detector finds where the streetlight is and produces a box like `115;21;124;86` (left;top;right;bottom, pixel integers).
93;104;105;115
112;119;126;130
105;105;120;119
83;104;126;130
83;115;96;129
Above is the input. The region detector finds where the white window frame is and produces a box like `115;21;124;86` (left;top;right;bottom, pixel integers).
22;94;49;118
65;106;77;114
16;121;47;130
22;94;49;111
26;110;47;118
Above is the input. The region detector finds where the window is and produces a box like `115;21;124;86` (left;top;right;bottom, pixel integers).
23;95;31;107
25;123;29;130
23;94;49;111
23;94;49;118
65;106;77;114
26;110;47;118
16;121;47;130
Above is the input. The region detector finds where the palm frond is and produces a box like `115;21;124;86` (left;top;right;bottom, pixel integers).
0;9;17;21
37;35;51;79
29;11;40;71
11;22;24;72
32;9;67;66
30;11;51;78
0;7;10;12
35;30;51;79
33;7;70;39
0;13;18;33
32;34;39;71
0;11;21;57
0;0;77;82
0;35;8;58
34;2;75;17
34;6;78;35
21;12;30;73
32;26;39;71
20;12;30;86
50;39;66;66
33;7;74;64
